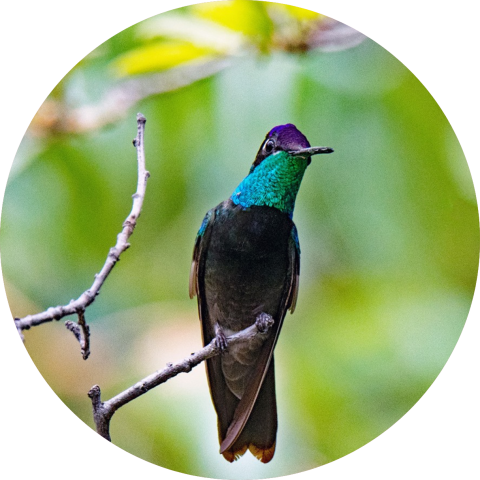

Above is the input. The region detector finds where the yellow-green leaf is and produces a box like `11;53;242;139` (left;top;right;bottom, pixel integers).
112;41;217;77
191;0;274;49
138;13;243;54
275;4;323;21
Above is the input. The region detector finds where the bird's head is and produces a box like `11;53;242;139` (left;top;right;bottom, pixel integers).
251;123;333;173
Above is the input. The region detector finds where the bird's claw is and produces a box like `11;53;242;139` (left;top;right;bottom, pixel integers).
255;312;274;333
215;328;228;352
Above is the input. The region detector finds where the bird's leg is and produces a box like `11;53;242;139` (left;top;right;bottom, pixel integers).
214;313;274;352
255;312;274;333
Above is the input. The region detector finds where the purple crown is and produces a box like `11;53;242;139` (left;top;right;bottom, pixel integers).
267;124;311;150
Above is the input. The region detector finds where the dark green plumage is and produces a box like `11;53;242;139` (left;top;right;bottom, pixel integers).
189;124;333;462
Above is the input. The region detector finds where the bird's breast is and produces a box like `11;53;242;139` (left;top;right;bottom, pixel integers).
204;201;293;333
211;201;293;257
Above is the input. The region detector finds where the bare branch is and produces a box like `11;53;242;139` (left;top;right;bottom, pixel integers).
14;113;149;358
88;313;275;441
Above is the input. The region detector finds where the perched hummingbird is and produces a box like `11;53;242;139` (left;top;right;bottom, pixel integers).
189;124;333;463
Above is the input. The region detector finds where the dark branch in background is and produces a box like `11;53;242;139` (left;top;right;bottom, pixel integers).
14;113;149;360
30;59;230;135
88;313;274;441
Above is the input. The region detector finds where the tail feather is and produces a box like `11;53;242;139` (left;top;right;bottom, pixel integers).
219;359;277;463
249;443;276;464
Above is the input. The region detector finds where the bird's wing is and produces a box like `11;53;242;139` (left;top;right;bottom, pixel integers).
287;223;301;313
190;207;241;443
189;208;215;300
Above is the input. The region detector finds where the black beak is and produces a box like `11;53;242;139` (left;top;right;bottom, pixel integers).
288;146;334;158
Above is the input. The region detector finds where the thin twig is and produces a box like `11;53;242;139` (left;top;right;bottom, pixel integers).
65;309;91;359
14;114;149;358
88;313;275;441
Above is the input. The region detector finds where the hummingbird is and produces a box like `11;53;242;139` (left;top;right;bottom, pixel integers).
189;124;333;463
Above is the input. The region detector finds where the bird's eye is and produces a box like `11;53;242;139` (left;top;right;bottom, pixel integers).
264;139;275;153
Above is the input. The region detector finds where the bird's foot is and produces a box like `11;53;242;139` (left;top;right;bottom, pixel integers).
255;312;274;333
214;325;228;352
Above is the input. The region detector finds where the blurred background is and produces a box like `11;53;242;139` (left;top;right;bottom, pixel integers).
1;1;478;479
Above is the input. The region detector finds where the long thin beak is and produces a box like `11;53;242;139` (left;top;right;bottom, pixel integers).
288;146;334;158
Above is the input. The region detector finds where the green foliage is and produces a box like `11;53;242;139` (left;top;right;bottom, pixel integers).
1;3;478;479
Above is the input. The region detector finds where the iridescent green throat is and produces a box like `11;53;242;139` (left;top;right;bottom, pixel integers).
231;150;308;217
